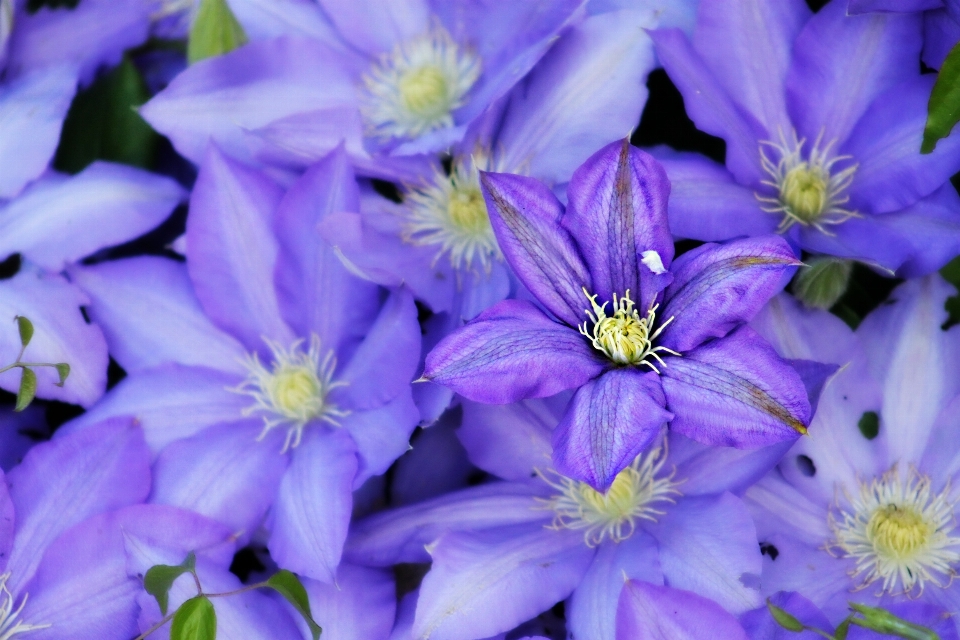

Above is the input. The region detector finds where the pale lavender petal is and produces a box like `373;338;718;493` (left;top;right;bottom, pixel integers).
797;213;912;272
459;398;556;481
882;184;960;278
669;433;794;497
303;564;396;640
787;1;922;146
424;299;605;404
0;162;184;270
412;525;593;640
739;591;834;640
553;368;672;491
849;0;942;10
342;388;420;486
229;0;340;41
480;171;591;326
745;475;832;548
316;0;426;54
268;429;357;583
70;257;248;375
660;326;811;448
0;65;76;199
187;145;294;350
659;236;800;353
0;272;107;407
563;141;674;311
617;581;750;640
750;292;859;366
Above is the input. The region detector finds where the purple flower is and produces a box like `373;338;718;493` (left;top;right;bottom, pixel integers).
423;140;811;490
745;275;960;632
846;0;960;71
651;0;960;277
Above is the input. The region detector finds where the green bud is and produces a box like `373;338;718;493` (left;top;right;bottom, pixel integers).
766;599;805;632
187;0;248;65
848;602;940;640
922;40;960;154
14;368;36;412
15;316;32;348
792;257;853;310
54;363;70;387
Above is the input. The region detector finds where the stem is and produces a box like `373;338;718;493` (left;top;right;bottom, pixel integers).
132;612;176;640
205;580;270;599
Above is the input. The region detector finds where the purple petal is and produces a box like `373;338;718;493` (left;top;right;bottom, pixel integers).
553;368;672;491
649;28;767;187
668;433;794;498
881;184;960;278
459;397;557;481
480;171;591;326
0;65;76;198
0;272;107;407
649;493;763;613
412;524;594;640
923;8;960;68
390;414;475;506
424;299;605;404
739;591;834;640
750;292;859;366
849;0;942;10
693;0;808;136
0;470;13;573
659;236;800;353
656;151;778;242
0;162;184;271
187;145;294;351
268;429;357;583
316;0;425;54
70;257;248;375
797;213;912;272
563;140;674;312
304;564;396;640
617;580;750;640
6;418;149;593
342;388;420;485
787;1;922;146
229;0;341;41
660;325;811;448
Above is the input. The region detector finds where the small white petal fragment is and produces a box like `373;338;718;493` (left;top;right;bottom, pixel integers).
641;250;667;275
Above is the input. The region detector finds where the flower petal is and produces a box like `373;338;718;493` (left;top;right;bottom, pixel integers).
617;580;750;640
342;388;420;486
303;564;396;640
459;397;558;481
739;591;834;640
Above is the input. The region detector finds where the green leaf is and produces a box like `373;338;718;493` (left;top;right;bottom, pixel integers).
266;570;322;639
766;599;805;632
54;363;70;387
14;316;32;348
170;596;216;640
144;552;197;616
53;55;159;174
848;602;940;640
923;41;960;153
857;411;880;440
792;257;853;310
941;255;960;330
187;0;248;64
14;368;36;412
834;618;851;640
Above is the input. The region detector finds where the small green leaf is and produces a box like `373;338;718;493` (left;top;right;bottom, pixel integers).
923;41;960;154
187;0;248;64
834;618;851;640
766;599;805;633
14;316;32;348
170;596;216;640
857;411;880;440
792;258;853;310
144;552;197;616
14;368;36;412
54;363;70;387
848;602;940;640
266;570;322;639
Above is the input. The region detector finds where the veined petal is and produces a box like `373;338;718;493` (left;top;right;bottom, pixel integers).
659;236;800;353
317;0;426;54
616;581;750;640
553;369;672;492
480;171;591;326
563;140;674;312
303;564;396;640
660;325;811;448
424;299;605;404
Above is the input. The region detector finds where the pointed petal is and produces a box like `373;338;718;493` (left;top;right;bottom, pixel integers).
412;525;594;640
659;236;800;353
562;140;674;311
424;299;605;404
304;564;396;640
553;369;672;491
480;171;591;326
459;397;557;481
342;387;419;487
6;418;149;593
617;581;750;640
269;429;357;583
70;257;248;375
660;325;811;448
187;145;293;351
0;162;184;271
797;213;912;272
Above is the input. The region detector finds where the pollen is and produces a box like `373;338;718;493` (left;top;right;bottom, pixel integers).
828;466;960;596
0;573;49;639
231;335;349;453
756;130;859;234
578;288;679;371
361;25;481;141
538;448;682;547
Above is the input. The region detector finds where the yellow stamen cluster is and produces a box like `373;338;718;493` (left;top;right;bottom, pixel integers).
578;288;678;370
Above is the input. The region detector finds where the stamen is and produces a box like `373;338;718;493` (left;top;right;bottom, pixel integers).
537;447;682;547
578;288;679;370
756;129;860;235
0;573;49;640
230;335;349;453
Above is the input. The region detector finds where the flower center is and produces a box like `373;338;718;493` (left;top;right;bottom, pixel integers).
829;467;960;595
538;448;681;547
231;335;349;452
0;573;49;640
756;130;859;234
578;289;678;370
361;25;481;141
403;152;499;271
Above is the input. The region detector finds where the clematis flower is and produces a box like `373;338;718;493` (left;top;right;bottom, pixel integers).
845;0;959;70
745;275;960;632
345;395;793;640
651;0;960;277
63;145;422;584
423;140;811;490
